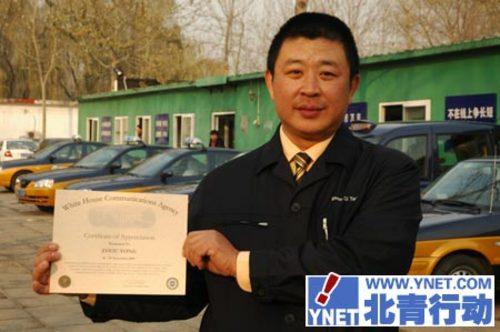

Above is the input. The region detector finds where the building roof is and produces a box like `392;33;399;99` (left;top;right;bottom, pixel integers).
80;37;500;102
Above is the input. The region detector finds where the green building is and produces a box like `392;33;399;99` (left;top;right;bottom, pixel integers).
79;37;500;151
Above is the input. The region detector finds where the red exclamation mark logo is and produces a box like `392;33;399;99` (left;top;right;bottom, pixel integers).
315;272;340;306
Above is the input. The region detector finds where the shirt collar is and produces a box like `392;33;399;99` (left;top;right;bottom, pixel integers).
255;123;360;174
279;126;334;164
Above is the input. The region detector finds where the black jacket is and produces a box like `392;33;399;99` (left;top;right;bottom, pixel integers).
81;125;422;331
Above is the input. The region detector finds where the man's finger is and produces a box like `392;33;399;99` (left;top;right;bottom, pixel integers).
32;280;50;294
32;260;50;284
36;242;58;256
33;251;60;268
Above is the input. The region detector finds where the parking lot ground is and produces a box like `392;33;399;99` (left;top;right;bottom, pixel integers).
0;188;497;331
0;188;201;331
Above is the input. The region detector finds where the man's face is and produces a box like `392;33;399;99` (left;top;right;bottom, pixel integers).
265;37;359;144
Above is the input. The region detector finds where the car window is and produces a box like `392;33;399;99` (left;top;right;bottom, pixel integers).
387;136;428;178
424;161;500;210
52;144;84;161
212;152;238;169
495;126;500;154
437;133;489;176
6;140;37;151
167;153;208;177
148;148;166;157
119;149;148;170
86;144;102;154
75;147;122;168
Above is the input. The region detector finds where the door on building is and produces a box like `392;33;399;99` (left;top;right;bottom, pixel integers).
379;100;430;122
86;118;99;142
136;116;151;143
174;114;195;148
212;112;235;148
114;117;129;144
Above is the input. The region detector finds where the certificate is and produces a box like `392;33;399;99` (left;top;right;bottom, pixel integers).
49;190;187;295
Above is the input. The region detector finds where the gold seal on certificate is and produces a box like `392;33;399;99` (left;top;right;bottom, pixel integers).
49;190;188;295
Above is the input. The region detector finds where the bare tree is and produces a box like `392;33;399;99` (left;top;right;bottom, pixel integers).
392;0;500;50
16;1;59;138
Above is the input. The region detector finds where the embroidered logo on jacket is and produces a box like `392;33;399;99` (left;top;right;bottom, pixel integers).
331;196;357;202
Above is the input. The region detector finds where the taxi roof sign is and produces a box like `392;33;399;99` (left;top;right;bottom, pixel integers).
349;120;377;133
125;136;146;145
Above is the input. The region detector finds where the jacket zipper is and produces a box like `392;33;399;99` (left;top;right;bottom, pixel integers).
322;217;329;240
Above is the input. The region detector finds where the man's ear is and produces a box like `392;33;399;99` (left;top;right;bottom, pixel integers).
348;74;360;103
264;70;275;100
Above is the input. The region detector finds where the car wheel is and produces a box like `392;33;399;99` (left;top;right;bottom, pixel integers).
36;205;54;213
10;171;31;191
433;254;492;275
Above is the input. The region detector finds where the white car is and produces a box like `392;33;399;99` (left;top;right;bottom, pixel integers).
0;139;38;162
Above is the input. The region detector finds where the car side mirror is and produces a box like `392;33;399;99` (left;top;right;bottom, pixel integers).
110;161;122;172
160;169;173;183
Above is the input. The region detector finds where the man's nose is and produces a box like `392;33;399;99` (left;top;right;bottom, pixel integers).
300;73;320;96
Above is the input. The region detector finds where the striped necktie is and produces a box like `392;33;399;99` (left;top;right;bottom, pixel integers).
292;152;312;183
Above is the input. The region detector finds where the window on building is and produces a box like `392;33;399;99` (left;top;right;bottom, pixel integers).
387;136;428;178
212;112;235;148
379;100;430;122
173;114;195;148
114;117;129;144
86;118;99;142
136;116;151;144
437;133;490;176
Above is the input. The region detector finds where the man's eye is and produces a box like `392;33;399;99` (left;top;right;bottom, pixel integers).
287;70;302;77
320;72;336;79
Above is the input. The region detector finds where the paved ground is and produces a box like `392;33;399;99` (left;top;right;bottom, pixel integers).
0;188;497;331
0;189;201;331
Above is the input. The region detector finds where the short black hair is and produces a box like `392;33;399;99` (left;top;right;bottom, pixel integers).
210;130;219;135
266;12;359;80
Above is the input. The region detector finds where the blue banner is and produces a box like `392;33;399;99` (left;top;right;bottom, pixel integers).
100;116;112;143
155;114;169;145
306;274;494;327
345;102;367;123
445;93;496;122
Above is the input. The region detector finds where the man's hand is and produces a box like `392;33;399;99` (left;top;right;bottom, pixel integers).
32;242;61;294
183;230;239;277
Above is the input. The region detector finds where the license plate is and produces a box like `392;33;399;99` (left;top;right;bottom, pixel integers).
17;189;25;198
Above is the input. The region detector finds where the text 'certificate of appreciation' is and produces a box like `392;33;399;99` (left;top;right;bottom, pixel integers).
50;190;187;295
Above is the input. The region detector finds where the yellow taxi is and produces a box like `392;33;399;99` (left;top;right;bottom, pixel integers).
409;158;499;280
0;139;105;191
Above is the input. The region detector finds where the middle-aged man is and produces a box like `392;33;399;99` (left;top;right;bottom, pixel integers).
33;13;422;331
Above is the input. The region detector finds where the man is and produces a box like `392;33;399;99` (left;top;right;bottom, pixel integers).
33;13;421;331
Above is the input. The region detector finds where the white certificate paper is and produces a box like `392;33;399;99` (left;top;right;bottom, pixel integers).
49;190;187;295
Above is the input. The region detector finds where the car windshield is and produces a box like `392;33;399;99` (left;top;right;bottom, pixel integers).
6;140;37;151
31;142;67;159
75;147;123;169
423;160;500;210
128;151;180;177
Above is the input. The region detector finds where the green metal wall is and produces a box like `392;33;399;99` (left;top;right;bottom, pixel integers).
355;49;500;121
78;78;280;151
79;41;500;151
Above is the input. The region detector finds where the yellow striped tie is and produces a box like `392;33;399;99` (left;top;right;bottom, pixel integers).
292;152;312;183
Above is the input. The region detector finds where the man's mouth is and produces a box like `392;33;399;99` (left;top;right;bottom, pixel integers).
295;106;324;118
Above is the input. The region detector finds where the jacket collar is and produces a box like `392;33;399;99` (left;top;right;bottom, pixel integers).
255;123;360;175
